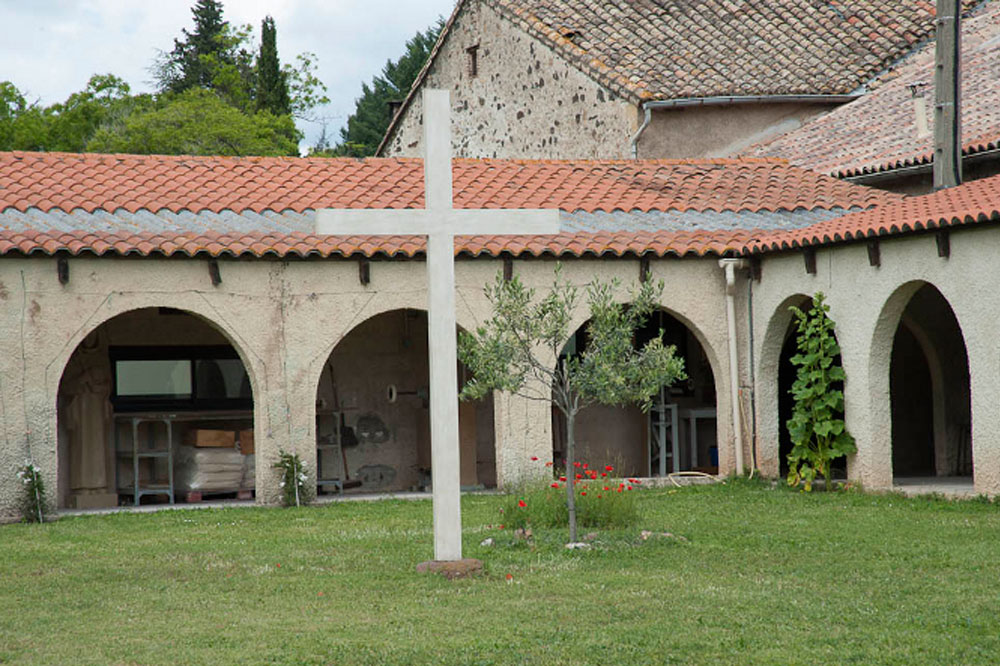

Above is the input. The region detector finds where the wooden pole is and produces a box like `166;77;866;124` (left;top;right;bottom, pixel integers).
934;0;962;189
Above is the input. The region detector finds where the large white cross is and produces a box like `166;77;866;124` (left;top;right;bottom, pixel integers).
316;89;560;561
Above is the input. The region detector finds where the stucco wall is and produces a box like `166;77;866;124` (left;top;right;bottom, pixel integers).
638;103;839;159
0;252;737;519
381;0;636;159
751;225;1000;495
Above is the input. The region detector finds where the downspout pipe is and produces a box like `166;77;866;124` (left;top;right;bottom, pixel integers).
627;94;858;159
720;258;747;475
629;105;652;159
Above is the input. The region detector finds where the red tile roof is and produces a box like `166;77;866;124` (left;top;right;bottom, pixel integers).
749;171;1000;252
746;1;1000;177
4;150;952;260
0;228;756;259
0;151;895;215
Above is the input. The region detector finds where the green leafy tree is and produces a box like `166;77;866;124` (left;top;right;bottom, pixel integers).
256;16;290;116
87;88;299;156
459;268;686;543
0;75;143;152
786;292;856;491
321;19;443;157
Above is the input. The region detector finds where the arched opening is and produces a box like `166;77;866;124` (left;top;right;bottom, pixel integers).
57;307;255;509
774;296;848;479
552;308;718;477
315;309;495;494
890;284;971;482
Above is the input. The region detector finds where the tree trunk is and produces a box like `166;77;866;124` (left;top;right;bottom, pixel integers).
565;411;577;543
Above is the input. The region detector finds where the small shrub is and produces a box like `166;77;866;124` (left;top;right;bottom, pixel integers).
15;461;46;523
273;450;312;507
499;460;640;532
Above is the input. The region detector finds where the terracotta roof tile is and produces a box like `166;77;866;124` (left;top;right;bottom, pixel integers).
483;0;954;103
0;152;896;216
0;151;911;260
747;1;1000;176
749;171;1000;251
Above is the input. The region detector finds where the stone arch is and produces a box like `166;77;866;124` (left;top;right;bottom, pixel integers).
870;280;971;486
312;307;495;494
755;293;812;477
554;303;723;477
53;304;261;509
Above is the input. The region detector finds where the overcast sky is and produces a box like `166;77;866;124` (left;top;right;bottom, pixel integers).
0;0;457;151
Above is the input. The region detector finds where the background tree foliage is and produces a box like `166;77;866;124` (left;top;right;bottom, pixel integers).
317;19;443;157
459;268;686;543
0;0;325;156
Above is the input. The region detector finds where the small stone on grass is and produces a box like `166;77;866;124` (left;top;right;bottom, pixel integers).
416;559;484;580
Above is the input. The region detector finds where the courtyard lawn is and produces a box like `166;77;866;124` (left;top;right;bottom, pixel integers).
2;481;999;665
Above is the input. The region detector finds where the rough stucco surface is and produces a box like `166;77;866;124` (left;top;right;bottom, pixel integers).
0;253;736;518
752;225;1000;495
639;104;839;160
382;0;636;159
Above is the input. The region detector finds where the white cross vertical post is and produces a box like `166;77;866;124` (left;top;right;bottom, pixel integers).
316;89;560;561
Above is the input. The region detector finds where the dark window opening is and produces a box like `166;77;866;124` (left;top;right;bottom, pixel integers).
110;345;251;412
466;44;479;78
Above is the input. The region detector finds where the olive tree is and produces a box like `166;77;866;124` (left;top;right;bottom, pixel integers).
459;267;686;543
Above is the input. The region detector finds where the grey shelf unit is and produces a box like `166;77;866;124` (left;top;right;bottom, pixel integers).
114;410;253;506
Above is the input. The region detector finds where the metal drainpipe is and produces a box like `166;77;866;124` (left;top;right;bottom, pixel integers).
719;258;747;475
629;104;652;159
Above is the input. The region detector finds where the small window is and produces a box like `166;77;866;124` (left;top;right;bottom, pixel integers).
111;346;251;412
466;44;479;78
116;360;192;398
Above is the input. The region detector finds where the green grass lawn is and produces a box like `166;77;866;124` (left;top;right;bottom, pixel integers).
2;480;1000;665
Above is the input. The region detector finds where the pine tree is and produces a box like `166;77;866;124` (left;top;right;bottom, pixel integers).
256;16;291;116
325;19;443;157
156;0;230;93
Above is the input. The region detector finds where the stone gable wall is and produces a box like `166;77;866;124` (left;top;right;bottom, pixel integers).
381;0;637;159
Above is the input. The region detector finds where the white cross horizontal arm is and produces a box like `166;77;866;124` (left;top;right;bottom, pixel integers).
315;208;561;237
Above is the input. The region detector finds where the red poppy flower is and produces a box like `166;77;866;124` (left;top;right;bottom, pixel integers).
603;486;610;491
559;475;567;482
628;486;634;491
530;456;538;461
575;473;582;480
545;461;553;467
550;483;559;488
605;465;614;471
582;463;589;469
506;573;513;581
573;462;582;468
601;472;607;477
517;499;527;508
499;524;505;529
597;494;603;499
616;488;622;493
581;491;587;496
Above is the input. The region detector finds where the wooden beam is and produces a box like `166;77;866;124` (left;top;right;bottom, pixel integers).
502;255;513;281
207;259;222;286
867;239;881;267
936;229;951;258
803;248;817;275
57;257;69;285
358;259;371;285
639;255;651;282
749;256;762;282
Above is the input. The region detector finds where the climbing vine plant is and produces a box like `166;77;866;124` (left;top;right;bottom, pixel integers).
786;292;856;491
